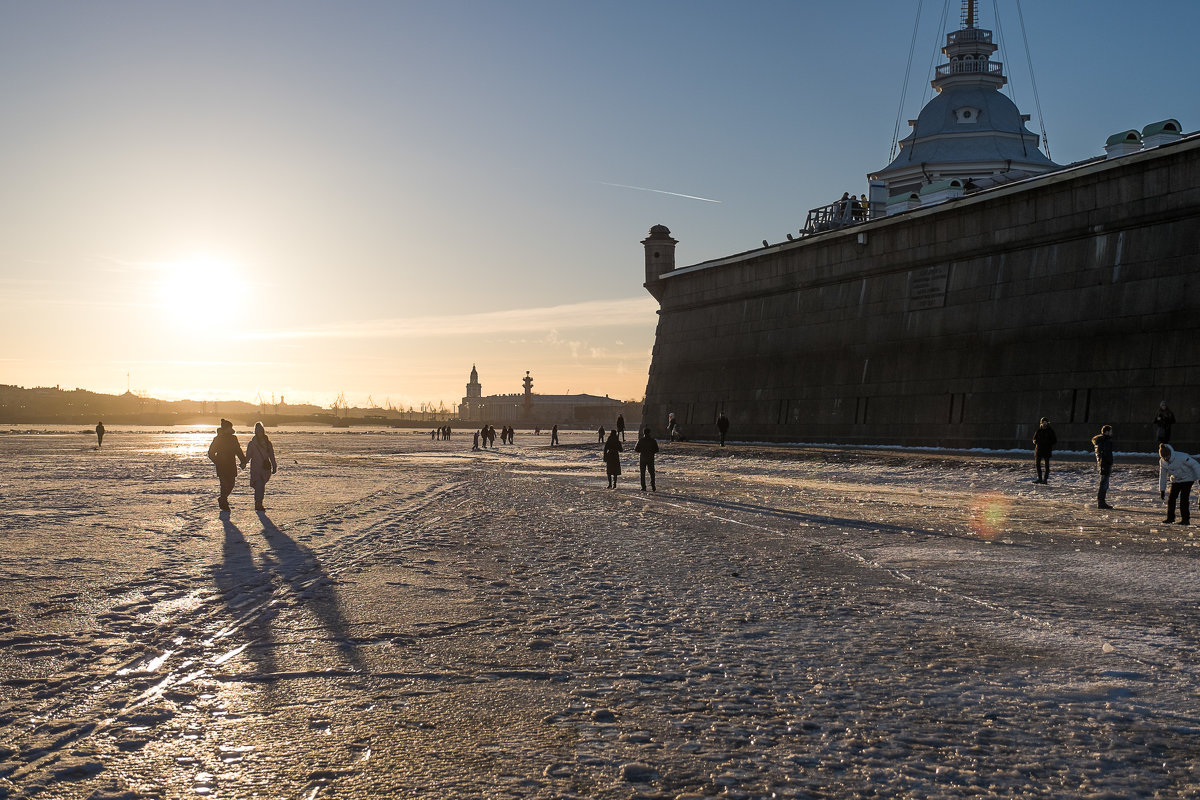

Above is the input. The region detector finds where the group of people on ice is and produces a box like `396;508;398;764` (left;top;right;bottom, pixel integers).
1033;401;1197;522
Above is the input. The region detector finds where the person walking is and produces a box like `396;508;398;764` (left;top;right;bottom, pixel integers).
1092;424;1115;509
635;427;659;491
598;426;605;444
1154;401;1176;445
551;424;559;446
95;421;105;449
1158;444;1200;525
1032;417;1057;483
246;422;277;512
717;412;730;447
603;429;623;489
472;430;480;451
617;414;626;442
207;419;247;512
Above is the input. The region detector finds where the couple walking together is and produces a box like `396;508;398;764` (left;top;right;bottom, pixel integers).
208;419;277;512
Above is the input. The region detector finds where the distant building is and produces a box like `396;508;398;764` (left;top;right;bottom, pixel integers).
458;367;621;426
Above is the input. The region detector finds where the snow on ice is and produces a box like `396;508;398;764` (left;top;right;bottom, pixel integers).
1;425;1199;798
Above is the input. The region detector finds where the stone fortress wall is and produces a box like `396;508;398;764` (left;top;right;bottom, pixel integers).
641;135;1200;450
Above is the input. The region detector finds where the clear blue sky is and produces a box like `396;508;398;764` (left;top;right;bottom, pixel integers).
1;1;1195;409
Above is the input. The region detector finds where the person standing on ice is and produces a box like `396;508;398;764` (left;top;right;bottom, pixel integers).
551;424;559;446
635;427;659;491
1154;401;1176;445
207;419;247;512
1092;424;1115;509
716;412;730;447
94;421;105;448
1157;444;1199;525
616;414;626;442
1032;417;1057;483
246;422;277;512
603;429;623;489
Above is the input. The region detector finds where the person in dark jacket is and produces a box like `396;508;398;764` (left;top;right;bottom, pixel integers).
635;427;659;491
603;430;623;489
551;424;559;446
1154;401;1176;445
1032;417;1057;483
717;412;730;447
95;421;105;449
1092;424;1115;509
616;414;626;442
207;419;247;512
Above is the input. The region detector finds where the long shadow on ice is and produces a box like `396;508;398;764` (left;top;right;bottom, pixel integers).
211;516;363;684
213;518;281;678
256;512;365;673
663;492;971;541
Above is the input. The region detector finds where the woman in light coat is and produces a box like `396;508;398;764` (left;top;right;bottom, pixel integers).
246;421;277;512
1158;443;1200;525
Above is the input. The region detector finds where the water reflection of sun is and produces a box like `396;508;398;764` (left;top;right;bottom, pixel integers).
155;254;249;332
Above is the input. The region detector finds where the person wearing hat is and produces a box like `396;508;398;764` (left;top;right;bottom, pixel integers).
1032;417;1057;484
207;419;247;512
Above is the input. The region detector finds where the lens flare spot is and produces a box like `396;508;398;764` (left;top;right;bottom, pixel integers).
970;493;1009;540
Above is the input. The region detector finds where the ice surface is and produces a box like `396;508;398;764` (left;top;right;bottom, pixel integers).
1;426;1198;798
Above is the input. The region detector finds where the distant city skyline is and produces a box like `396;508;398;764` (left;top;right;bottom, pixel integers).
2;1;1196;410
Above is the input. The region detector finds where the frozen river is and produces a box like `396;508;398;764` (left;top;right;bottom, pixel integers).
1;426;1198;798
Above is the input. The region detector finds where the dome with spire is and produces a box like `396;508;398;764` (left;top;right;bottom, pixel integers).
871;1;1058;197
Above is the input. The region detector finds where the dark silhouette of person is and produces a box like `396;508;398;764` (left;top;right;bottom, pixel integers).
598;426;605;444
207;419;247;512
1032;417;1057;483
616;414;626;441
717;412;730;446
551;424;559;446
603;430;623;489
635;427;659;491
1154;401;1176;445
1158;443;1200;525
246;421;277;512
1092;424;1115;509
95;421;105;448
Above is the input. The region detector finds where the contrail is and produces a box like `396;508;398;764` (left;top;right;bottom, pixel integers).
600;181;721;203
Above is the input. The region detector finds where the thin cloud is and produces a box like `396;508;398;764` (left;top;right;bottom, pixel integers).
248;297;659;341
599;181;722;204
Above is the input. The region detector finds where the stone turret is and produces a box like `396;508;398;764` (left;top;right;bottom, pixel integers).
642;224;677;301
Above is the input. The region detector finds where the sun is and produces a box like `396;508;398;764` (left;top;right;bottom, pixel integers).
154;254;250;333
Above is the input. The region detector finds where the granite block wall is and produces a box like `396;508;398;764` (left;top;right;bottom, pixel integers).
642;138;1200;451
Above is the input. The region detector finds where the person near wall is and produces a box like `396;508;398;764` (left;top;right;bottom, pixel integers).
1153;401;1176;445
1032;417;1057;484
246;422;277;512
635;427;659;492
717;412;730;447
1092;424;1115;510
1158;443;1200;525
603;429;623;489
551;424;559;446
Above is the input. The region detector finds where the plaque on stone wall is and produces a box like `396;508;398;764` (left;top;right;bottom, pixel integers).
908;264;949;311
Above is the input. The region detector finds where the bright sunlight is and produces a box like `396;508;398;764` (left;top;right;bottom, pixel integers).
154;254;250;336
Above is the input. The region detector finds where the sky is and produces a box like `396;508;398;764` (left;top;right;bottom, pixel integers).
2;1;1197;411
